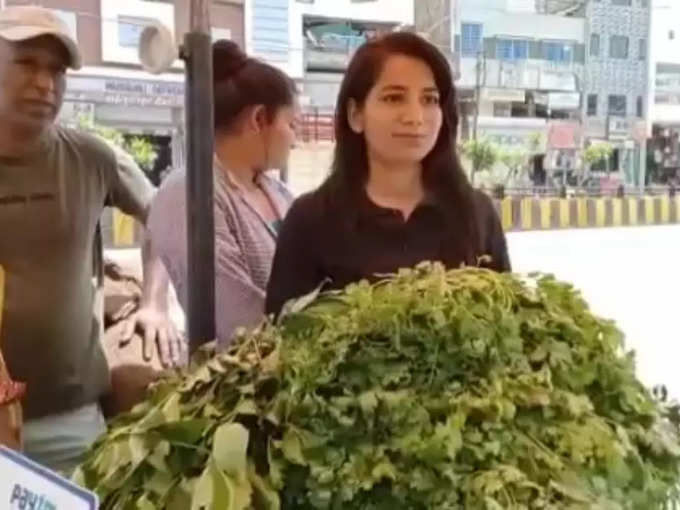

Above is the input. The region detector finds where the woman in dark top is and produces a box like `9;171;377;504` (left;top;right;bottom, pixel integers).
265;32;510;316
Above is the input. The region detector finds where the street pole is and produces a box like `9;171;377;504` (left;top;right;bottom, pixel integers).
183;0;215;353
472;50;483;141
470;50;484;186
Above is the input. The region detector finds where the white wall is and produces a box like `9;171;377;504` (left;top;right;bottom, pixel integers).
651;0;680;66
459;5;584;41
650;0;680;124
100;0;176;66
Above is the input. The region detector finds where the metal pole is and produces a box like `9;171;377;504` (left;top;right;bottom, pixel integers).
472;50;482;141
183;0;215;353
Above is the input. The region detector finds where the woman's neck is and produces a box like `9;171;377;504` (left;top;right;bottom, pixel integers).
365;156;424;219
214;138;259;191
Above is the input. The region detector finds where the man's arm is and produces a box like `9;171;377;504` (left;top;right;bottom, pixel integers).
105;143;185;367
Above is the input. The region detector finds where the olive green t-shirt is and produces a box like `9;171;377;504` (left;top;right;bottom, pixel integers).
0;126;154;419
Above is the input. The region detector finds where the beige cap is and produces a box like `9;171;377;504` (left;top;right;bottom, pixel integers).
0;6;82;69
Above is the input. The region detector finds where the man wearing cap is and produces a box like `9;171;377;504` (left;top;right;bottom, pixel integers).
0;6;182;473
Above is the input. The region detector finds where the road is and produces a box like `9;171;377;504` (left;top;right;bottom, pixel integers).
509;225;680;399
107;224;680;399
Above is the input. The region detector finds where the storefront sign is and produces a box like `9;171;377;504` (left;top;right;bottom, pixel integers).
547;121;581;149
608;117;632;140
66;76;184;108
585;118;607;139
0;446;97;510
482;87;526;103
532;92;549;106
539;70;576;92
548;92;580;110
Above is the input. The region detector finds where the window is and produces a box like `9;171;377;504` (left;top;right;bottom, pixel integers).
612;0;631;5
609;35;629;59
587;94;598;116
461;23;483;57
636;96;643;117
496;38;529;60
608;95;627;116
638;39;646;60
543;42;573;62
117;16;153;48
590;34;600;56
493;102;512;117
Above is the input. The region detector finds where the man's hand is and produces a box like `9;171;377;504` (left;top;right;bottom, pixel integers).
121;306;186;368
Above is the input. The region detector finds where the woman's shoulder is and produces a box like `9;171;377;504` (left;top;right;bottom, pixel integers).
470;188;501;225
287;187;328;220
151;169;186;217
471;188;496;212
275;187;331;241
148;170;187;252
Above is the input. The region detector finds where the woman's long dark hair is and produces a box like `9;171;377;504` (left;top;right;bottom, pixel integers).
321;31;480;265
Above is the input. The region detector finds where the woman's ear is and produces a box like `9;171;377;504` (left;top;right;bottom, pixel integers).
245;104;268;133
347;99;364;134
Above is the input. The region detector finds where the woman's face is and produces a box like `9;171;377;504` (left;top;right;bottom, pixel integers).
349;54;443;167
261;101;300;171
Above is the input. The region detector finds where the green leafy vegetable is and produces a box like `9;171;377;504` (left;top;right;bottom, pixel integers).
76;263;680;509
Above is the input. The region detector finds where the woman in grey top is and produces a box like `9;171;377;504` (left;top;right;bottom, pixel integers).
148;40;298;348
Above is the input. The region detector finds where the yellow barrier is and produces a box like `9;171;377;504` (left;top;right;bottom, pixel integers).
540;199;552;229
612;199;623;226
558;199;570;228
520;198;533;230
644;197;655;225
113;210;136;246
627;198;638;226
501;198;513;231
576;198;588;228
493;195;679;232
595;199;606;227
660;197;670;223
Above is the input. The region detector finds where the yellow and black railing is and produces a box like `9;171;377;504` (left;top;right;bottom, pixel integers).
104;192;680;249
494;195;680;231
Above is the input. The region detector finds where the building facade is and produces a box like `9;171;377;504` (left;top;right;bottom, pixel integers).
583;0;651;187
440;0;651;187
243;0;413;113
451;0;586;182
647;0;680;183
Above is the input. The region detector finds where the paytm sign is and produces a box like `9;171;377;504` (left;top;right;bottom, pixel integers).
0;447;97;510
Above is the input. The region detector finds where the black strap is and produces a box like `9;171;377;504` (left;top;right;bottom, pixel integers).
94;220;104;288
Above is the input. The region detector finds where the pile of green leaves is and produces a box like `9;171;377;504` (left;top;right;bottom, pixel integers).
75;263;680;509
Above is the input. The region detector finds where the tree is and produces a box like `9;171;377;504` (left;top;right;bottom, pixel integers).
584;143;613;173
74;115;158;174
526;131;545;156
500;148;528;185
461;138;499;185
